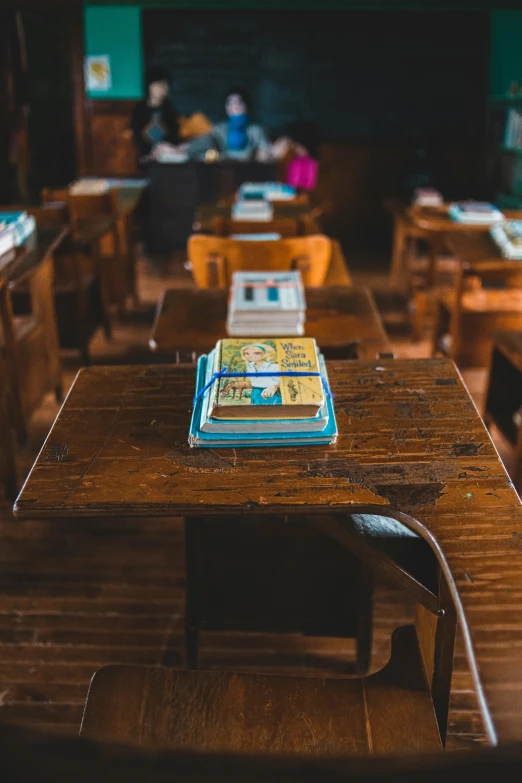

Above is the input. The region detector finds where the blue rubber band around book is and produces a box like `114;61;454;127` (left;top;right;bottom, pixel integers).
193;370;332;406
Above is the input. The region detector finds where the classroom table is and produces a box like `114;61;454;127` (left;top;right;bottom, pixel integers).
194;201;317;233
386;200;522;290
432;232;522;367
445;231;522;268
0;226;68;283
149;286;391;361
13;357;522;745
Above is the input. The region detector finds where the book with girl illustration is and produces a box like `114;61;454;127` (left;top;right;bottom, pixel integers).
188;337;337;448
207;338;324;420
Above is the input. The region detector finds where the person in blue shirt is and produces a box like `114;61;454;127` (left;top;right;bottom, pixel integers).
187;87;272;161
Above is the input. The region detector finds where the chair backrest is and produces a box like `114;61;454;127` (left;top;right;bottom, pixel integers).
42;188;119;221
187;234;332;288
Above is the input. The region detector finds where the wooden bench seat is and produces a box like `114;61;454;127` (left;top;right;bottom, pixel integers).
439;288;522;314
80;626;441;755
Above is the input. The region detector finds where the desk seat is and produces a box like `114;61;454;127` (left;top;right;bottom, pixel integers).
439;288;522;314
81;625;441;755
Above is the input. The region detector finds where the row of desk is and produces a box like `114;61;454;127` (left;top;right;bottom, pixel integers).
4;182;522;758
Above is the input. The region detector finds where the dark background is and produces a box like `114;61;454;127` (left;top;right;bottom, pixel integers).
144;9;489;144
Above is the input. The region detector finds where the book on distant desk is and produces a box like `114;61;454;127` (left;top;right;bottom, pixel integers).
490;220;522;259
189;351;337;448
227;270;306;336
207;337;324;420
231;199;274;222
449;201;504;225
239;182;296;201
0;212;36;247
0;224;15;257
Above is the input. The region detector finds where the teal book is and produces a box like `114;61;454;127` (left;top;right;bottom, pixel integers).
188;354;337;448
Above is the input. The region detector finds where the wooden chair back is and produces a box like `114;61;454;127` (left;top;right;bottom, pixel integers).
187;234;332;288
42;187;133;317
41;188;120;221
0;247;62;444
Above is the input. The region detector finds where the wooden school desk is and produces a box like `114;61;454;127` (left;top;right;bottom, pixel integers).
407;205;522;286
149;286;392;361
386;201;522;338
194;201;318;233
14;357;522;745
433;232;522;366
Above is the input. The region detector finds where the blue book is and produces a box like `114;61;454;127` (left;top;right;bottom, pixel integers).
0;212;36;246
448;202;504;225
188;354;337;448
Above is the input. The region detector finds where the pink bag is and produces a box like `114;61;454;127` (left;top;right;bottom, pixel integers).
286;156;318;192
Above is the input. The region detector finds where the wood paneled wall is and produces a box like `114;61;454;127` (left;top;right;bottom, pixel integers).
87;100;139;177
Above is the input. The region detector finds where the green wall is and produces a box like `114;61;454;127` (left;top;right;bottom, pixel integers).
84;5;143;98
490;10;522;96
83;5;522;101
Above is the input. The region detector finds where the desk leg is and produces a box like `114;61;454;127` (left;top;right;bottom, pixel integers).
184;518;200;670
355;562;374;675
389;218;408;291
416;572;456;746
514;411;522;497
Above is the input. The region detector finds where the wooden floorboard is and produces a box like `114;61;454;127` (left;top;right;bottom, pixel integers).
0;250;498;751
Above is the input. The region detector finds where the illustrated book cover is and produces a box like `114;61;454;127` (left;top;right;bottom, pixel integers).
208;337;324;420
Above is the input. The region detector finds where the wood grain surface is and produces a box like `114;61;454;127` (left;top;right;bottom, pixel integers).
149;286;391;360
80;626;440;754
13;357;522;744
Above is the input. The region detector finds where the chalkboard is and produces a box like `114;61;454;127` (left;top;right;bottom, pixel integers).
143;9;488;143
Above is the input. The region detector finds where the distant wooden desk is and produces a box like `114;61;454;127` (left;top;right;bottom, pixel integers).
434;232;522;366
484;331;522;492
13;357;522;744
409;205;522;284
386;201;522;339
195;201;317;233
150;286;391;360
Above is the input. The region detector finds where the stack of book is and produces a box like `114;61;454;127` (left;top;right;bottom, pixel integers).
227;271;306;336
69;178;111;195
238;182;296;201
0;223;15;258
189;337;337;448
490;220;522;259
448;201;504;225
412;188;443;207
0;211;36;248
231;197;273;222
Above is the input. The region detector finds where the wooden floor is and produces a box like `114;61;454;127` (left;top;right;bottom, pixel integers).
1;249;510;750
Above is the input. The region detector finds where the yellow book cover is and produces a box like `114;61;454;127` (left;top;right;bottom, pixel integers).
209;338;324;420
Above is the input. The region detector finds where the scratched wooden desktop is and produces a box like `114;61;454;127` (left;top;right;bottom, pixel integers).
149;286;391;360
13;357;522;745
